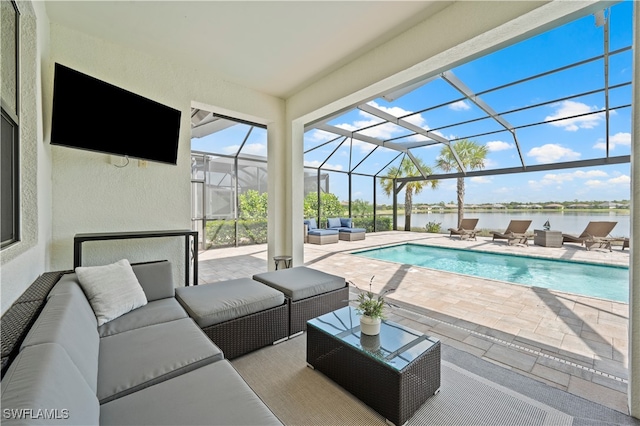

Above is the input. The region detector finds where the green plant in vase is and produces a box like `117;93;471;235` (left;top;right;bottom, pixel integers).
351;276;395;335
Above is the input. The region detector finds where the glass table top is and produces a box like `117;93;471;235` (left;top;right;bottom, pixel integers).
307;306;440;371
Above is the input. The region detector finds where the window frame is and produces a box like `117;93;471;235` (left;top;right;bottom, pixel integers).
1;0;20;249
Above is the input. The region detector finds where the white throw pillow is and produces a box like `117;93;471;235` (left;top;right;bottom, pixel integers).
75;259;148;326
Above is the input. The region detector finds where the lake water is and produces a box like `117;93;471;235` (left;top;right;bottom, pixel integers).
394;211;630;238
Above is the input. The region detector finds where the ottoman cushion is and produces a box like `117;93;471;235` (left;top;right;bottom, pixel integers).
175;278;285;328
253;267;345;302
98;298;188;337
338;227;366;233
307;229;339;236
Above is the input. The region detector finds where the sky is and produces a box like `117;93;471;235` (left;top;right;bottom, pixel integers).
192;2;632;206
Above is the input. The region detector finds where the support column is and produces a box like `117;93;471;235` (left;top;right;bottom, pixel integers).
267;115;288;271
629;1;639;418
290;120;305;267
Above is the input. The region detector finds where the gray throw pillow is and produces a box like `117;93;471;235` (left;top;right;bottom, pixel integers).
75;259;148;326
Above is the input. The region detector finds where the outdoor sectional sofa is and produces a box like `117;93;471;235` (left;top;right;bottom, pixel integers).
304;218;339;244
0;260;283;425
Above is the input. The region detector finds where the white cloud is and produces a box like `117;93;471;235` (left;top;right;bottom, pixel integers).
240;143;267;156
449;100;471;111
593;132;631;150
306;129;338;144
485;140;513;152
579;175;629;192
544;100;604;131
333;101;429;143
572;170;609;178
223;143;266;156
533;170;610;187
304;160;343;171
470;176;491;184
527;144;581;163
609;175;631;185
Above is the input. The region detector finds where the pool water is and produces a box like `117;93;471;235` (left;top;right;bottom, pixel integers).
354;244;629;303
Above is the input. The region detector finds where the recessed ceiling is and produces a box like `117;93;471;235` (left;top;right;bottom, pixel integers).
44;1;449;99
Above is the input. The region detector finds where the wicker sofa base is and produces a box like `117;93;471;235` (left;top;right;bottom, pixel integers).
199;302;289;359
1;271;70;377
308;233;339;245
289;284;349;335
339;231;365;241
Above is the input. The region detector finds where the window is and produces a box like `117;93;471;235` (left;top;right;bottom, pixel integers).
1;0;20;248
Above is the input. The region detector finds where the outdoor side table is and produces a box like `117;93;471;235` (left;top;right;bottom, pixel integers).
533;229;563;248
306;306;441;426
273;255;292;270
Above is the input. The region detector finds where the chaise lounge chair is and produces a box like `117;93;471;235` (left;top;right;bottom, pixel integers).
490;220;532;246
448;218;479;240
562;221;617;251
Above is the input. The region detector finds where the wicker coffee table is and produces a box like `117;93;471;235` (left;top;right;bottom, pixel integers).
306;307;440;425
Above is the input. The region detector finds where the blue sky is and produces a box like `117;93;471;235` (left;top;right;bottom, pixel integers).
194;2;632;206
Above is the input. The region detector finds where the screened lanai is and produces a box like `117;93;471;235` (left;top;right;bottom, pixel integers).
191;2;631;248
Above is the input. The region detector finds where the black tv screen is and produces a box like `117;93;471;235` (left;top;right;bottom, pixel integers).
51;63;181;165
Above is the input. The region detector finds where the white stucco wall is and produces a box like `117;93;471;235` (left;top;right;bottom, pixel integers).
46;23;285;284
0;1;51;313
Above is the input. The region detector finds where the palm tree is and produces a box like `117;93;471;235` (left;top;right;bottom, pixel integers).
380;156;438;231
435;139;488;228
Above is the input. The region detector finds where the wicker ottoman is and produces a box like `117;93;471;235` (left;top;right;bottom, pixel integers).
338;228;366;241
253;266;348;336
175;278;288;359
307;229;339;245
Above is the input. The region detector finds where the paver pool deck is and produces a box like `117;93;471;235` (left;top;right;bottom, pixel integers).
198;231;631;414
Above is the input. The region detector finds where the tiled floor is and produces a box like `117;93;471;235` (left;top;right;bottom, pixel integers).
198;231;631;414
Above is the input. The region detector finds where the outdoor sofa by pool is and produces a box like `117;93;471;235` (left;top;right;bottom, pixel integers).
0;260;284;425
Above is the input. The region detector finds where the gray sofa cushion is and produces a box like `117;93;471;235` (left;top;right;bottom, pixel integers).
97;318;223;404
131;260;175;301
253;266;346;301
100;360;282;425
98;298;188;337
20;290;99;392
52;260;174;303
1;344;100;425
47;273;90;299
175;278;285;328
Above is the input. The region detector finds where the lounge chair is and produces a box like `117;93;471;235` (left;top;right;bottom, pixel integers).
562;221;617;251
448;218;479;240
490;220;532;246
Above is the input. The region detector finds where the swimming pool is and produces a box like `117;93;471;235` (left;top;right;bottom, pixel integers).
353;244;629;302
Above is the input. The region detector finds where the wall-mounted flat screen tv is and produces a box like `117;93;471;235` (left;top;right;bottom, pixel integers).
51;63;181;165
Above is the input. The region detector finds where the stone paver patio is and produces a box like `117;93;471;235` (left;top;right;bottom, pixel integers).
198;231;631;414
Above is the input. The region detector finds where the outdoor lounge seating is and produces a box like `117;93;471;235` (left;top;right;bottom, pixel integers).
448;218;479;240
562;221;618;251
490;220;532;246
253;266;348;336
304;218;339;245
0;260;283;425
327;217;366;241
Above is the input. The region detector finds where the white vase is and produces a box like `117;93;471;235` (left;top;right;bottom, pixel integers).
360;315;381;335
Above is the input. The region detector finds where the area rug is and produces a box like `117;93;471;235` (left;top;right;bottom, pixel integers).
231;335;573;425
